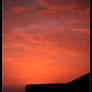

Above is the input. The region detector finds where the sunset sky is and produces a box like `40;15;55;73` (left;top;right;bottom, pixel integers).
2;0;90;92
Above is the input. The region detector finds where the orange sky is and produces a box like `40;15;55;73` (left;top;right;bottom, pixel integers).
2;0;90;92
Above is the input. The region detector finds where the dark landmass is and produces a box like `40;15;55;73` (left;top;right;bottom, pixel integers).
25;73;90;92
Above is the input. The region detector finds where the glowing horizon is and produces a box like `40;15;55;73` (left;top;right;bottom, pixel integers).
2;0;90;91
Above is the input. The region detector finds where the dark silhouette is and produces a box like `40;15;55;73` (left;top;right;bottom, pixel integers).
25;73;90;92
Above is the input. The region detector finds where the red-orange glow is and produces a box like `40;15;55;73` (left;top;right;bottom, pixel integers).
3;0;90;92
11;7;24;13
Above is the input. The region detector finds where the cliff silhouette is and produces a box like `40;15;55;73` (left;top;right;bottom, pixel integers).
25;73;90;92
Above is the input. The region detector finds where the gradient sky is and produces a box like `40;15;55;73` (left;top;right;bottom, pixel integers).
2;0;90;92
